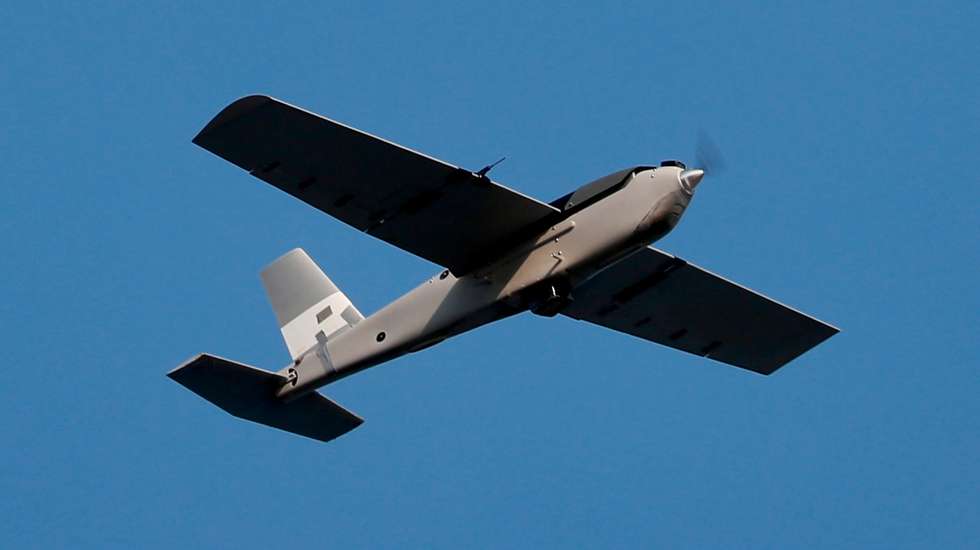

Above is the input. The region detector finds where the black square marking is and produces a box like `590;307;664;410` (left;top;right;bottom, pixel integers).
316;306;333;324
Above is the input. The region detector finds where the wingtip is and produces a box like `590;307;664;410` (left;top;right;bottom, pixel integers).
167;352;208;377
192;94;276;144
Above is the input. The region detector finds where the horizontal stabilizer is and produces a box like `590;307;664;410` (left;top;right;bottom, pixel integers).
168;353;362;442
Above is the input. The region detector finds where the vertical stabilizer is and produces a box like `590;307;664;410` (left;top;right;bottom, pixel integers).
260;248;363;360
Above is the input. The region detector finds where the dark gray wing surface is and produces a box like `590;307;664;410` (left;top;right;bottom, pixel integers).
168;354;362;442
562;247;838;375
193;95;558;274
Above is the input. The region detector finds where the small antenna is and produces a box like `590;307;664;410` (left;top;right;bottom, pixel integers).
475;157;506;178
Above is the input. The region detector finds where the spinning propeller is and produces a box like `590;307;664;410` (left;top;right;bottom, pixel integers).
680;131;726;193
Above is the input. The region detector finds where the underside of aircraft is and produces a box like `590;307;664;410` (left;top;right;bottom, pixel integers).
169;95;838;442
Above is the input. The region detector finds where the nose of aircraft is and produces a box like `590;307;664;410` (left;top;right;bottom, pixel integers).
679;168;705;194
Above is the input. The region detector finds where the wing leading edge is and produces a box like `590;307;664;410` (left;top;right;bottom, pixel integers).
562;247;838;374
193;95;558;275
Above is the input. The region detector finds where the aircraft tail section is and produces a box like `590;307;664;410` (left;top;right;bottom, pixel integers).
260;248;364;361
167;353;362;442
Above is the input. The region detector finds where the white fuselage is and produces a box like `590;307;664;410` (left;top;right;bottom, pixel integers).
278;166;692;399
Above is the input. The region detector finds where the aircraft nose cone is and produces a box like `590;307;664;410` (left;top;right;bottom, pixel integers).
679;169;705;193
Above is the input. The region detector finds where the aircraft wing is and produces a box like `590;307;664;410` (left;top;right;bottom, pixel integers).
193;95;558;275
562;247;838;375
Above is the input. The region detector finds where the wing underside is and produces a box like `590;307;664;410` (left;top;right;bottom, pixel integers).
562;247;838;374
193;95;558;275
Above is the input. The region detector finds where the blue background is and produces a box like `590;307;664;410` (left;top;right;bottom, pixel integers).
2;1;977;548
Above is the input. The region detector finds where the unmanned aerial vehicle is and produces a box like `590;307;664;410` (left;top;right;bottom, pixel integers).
169;96;838;442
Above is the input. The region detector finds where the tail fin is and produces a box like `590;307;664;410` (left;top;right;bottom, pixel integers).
168;353;362;442
260;248;364;361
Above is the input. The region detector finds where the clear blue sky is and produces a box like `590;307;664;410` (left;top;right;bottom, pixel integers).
2;2;977;548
